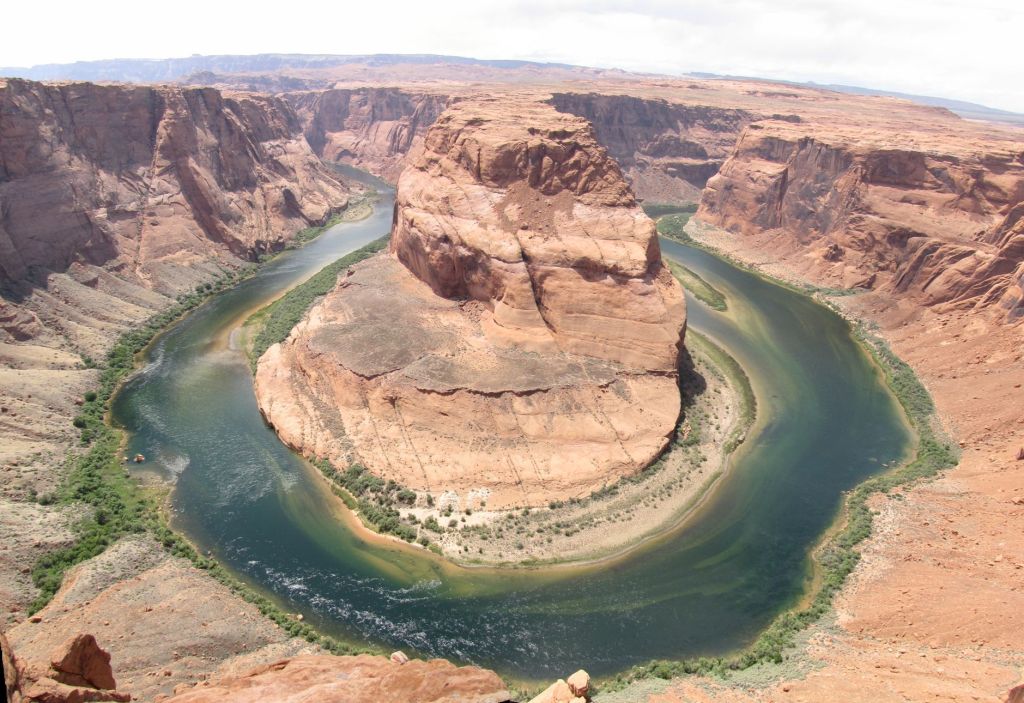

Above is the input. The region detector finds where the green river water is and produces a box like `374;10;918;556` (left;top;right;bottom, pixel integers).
111;176;912;681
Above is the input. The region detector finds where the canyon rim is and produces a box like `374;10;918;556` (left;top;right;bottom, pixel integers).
0;47;1021;703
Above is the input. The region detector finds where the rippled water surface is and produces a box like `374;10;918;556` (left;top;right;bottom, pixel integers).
112;180;911;680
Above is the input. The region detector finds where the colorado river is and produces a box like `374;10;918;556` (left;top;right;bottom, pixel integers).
111;175;912;681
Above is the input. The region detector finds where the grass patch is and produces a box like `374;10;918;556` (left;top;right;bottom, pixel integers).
687;332;755;455
247;235;390;368
32;265;254;610
643;203;698;219
290;213;344;248
655;213;694;242
287;191;378;249
666;259;727;311
311;459;427;546
29;221;382;656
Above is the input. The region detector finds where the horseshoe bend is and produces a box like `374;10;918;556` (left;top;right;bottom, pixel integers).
0;45;1022;703
254;97;687;510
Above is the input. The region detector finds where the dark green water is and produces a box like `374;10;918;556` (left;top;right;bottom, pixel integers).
111;181;911;681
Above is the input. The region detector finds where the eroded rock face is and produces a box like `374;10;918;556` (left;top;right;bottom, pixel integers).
286;88;447;181
391;96;686;371
0;78;349;294
550;93;755;203
698;121;1024;320
9;632;130;703
3;630;21;703
256;96;686;508
163;654;510;703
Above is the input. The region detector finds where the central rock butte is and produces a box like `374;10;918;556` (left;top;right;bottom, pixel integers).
255;96;686;508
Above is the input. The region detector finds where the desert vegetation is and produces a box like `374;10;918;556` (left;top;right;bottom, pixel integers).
666;259;727;311
28;252;378;656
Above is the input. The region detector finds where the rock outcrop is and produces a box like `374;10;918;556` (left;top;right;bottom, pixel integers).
48;635;116;691
528;669;591;703
550;93;754;203
256;96;686;508
390;97;685;370
10;633;130;703
286;88;447;181
699;120;1024;320
3;630;21;703
0;78;349;295
0;77;353;505
162;654;510;703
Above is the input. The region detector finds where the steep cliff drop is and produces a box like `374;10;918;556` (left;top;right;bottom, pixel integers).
0;77;350;501
255;95;686;508
698;119;1024;320
549;92;754;204
285;88;447;182
0;79;349;297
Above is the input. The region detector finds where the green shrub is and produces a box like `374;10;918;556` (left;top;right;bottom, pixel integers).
655;214;693;241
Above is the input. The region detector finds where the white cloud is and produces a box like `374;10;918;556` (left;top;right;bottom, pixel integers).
4;0;1022;112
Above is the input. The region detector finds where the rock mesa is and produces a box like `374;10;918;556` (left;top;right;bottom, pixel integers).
256;96;686;508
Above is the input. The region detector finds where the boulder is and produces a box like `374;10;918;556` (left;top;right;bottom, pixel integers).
566;669;590;698
49;635;116;691
527;679;584;703
22;677;130;703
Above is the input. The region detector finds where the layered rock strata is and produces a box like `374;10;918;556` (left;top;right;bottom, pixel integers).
0;78;349;295
550;92;755;203
256;97;686;508
0;77;351;504
698;121;1024;320
286;88;447;182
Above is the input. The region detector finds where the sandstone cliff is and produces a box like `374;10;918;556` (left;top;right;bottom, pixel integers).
391;97;686;370
286;88;447;182
0;78;350;504
256;96;686;508
284;88;755;204
698;121;1024;320
0;78;349;295
550;92;755;203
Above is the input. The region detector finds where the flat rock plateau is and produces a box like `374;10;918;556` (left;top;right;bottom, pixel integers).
0;55;1022;703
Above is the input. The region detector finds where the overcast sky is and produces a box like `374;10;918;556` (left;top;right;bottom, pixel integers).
4;0;1021;112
